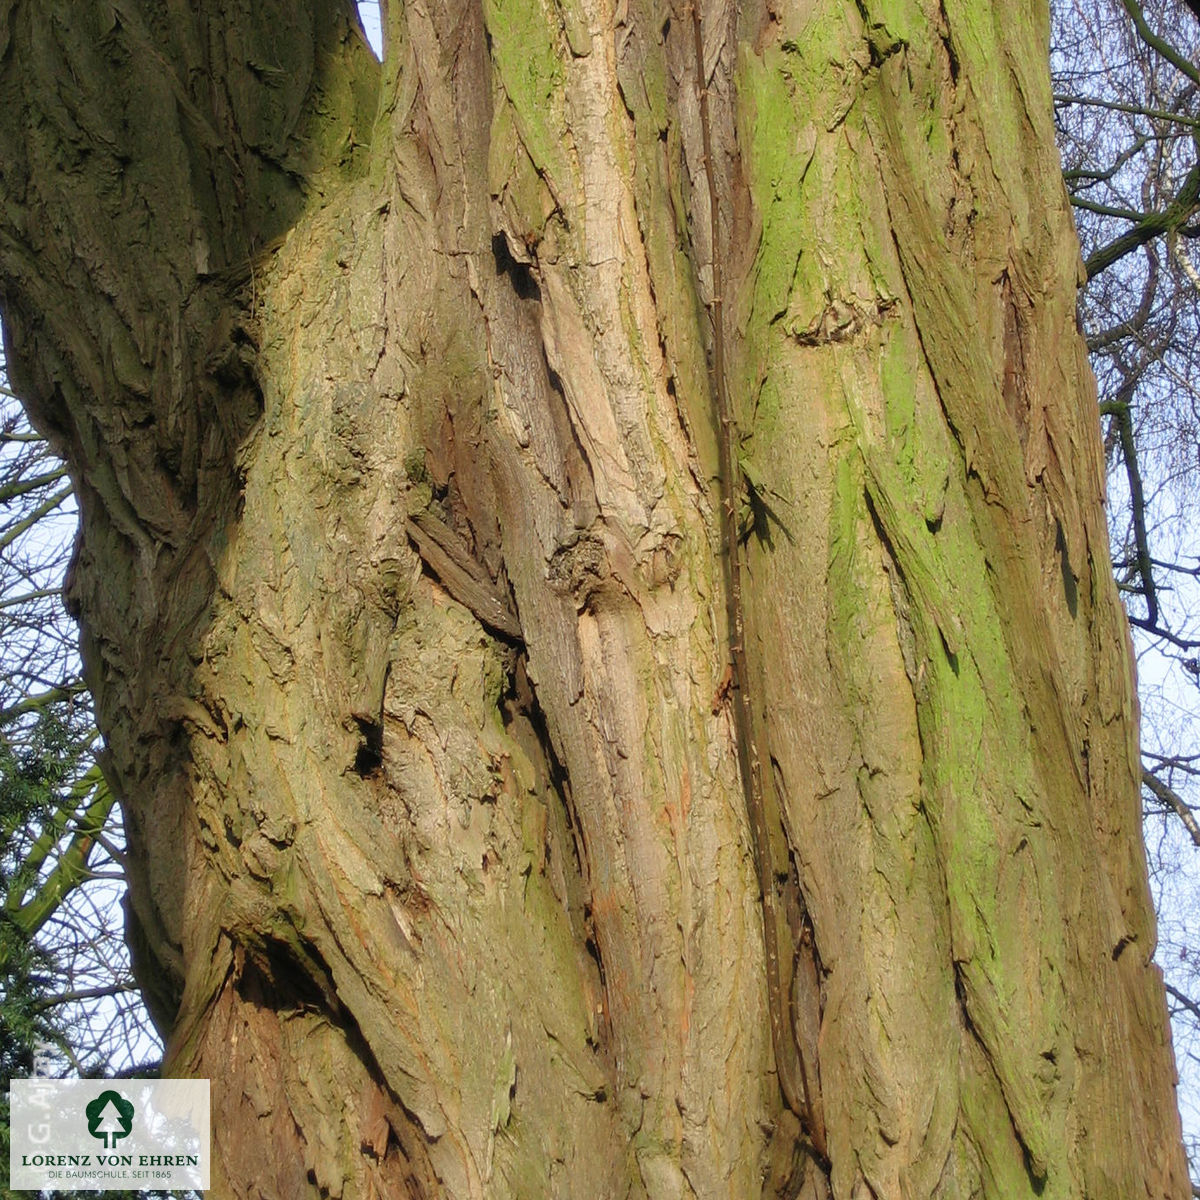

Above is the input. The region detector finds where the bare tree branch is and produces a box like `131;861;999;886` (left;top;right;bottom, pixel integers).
1143;768;1200;845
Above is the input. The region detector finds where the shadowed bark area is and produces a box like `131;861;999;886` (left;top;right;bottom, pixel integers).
0;0;1190;1197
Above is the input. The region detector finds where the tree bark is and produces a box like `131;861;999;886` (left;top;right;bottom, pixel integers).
0;0;1190;1196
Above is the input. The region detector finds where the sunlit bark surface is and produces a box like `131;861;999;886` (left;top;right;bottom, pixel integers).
0;0;1189;1195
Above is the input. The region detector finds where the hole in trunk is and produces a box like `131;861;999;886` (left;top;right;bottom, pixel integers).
492;234;541;302
353;716;383;777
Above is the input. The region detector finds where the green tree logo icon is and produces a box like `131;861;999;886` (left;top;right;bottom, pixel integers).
85;1090;135;1149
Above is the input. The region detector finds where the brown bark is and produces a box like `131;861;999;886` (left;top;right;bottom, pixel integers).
0;0;1190;1196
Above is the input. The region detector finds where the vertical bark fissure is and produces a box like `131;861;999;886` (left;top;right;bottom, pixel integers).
688;0;825;1164
1;0;1192;1193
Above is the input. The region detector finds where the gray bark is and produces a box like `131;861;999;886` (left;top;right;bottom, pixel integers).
0;0;1189;1196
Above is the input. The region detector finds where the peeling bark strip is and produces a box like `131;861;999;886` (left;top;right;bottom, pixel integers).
688;0;825;1162
0;1;1192;1198
405;509;522;640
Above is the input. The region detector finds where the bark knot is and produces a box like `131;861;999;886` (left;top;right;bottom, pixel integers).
546;534;610;608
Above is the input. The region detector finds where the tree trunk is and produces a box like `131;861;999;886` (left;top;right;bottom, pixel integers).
0;0;1189;1196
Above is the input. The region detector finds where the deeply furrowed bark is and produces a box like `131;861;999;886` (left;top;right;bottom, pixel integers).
0;0;1190;1197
